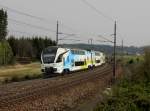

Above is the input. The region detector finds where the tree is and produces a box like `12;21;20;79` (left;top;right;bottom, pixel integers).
7;36;18;56
0;9;8;41
0;41;13;65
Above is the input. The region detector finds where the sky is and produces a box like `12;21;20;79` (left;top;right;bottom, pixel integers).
0;0;150;46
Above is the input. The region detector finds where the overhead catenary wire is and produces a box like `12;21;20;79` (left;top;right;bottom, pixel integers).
58;38;81;42
0;4;81;33
80;0;114;22
8;29;52;37
8;18;56;33
0;3;110;42
9;18;82;41
79;0;118;48
0;3;122;47
0;4;86;39
60;22;79;33
98;35;114;43
8;29;37;36
0;4;114;39
96;40;111;43
0;4;56;24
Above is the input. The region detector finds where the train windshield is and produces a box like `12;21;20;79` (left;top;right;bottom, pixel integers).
42;47;58;63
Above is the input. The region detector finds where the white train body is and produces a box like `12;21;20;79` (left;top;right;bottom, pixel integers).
41;46;105;75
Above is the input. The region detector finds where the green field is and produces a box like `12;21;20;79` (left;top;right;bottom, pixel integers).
0;62;41;83
121;55;144;65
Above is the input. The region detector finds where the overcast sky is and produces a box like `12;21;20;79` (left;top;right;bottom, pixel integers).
0;0;150;46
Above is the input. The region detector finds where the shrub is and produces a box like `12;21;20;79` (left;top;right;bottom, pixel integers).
128;59;134;64
11;76;19;82
94;48;150;111
24;75;30;80
0;41;14;65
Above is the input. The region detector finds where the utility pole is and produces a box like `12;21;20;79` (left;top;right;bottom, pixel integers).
122;39;124;57
88;38;93;45
88;38;94;67
56;20;59;46
90;38;93;46
113;21;117;82
88;38;93;49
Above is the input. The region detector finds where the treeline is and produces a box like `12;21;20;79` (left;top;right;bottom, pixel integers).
7;36;56;60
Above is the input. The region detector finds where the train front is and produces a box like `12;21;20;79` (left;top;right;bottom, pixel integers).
41;46;64;76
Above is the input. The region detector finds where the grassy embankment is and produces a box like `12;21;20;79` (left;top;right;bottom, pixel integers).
0;62;41;84
94;52;150;111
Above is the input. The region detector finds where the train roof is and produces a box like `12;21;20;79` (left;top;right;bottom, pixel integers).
45;46;104;53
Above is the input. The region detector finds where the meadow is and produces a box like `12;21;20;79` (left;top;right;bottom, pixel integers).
0;62;41;84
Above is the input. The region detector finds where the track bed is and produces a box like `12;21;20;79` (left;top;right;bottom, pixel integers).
0;64;114;111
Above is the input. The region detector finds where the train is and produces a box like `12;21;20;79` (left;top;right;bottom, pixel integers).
41;46;106;76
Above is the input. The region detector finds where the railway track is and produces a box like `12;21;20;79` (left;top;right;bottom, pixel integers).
0;64;112;109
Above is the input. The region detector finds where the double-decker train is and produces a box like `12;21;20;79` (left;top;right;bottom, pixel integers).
41;46;105;76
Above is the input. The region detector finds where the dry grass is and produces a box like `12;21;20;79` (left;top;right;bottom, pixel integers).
0;62;41;83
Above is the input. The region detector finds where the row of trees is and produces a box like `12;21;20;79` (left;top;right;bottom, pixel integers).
7;36;56;60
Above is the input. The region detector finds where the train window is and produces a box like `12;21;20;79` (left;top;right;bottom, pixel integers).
67;56;69;62
71;50;85;55
42;47;58;64
56;54;63;63
71;59;74;66
71;50;74;54
42;54;55;64
96;60;101;63
43;47;57;55
63;58;65;65
95;52;100;56
75;61;85;66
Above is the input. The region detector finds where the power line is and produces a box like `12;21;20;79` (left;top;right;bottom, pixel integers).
98;35;114;43
8;18;56;32
96;39;111;43
8;29;51;37
0;4;56;24
59;34;79;40
8;30;38;36
0;4;108;42
9;18;80;40
0;3;118;46
80;0;114;22
0;4;81;35
60;23;79;33
0;4;82;33
59;38;81;42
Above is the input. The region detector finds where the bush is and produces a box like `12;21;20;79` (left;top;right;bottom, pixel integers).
94;48;150;111
128;59;134;64
0;40;14;65
11;76;19;82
